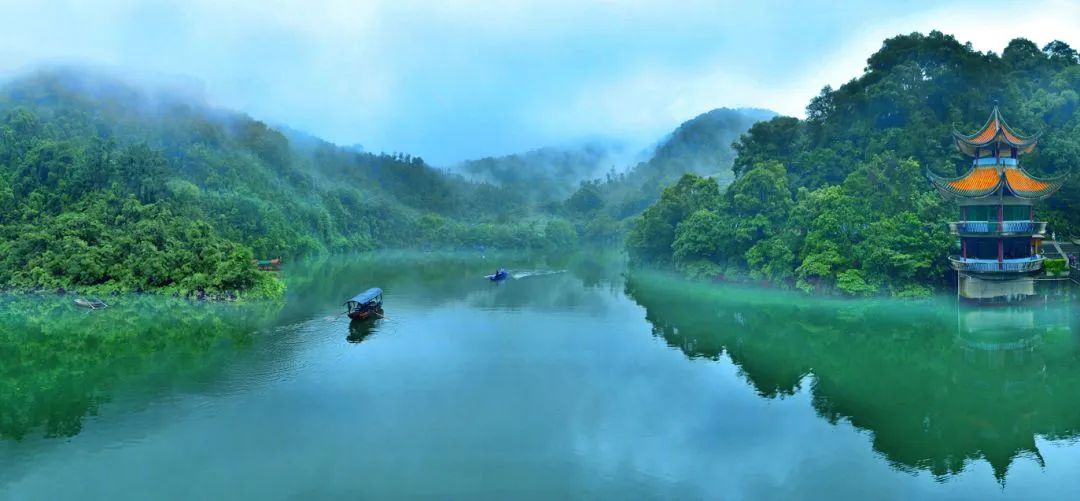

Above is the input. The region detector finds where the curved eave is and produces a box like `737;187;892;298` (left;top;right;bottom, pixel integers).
953;130;1039;157
1004;168;1069;200
952;107;1039;156
927;169;1003;199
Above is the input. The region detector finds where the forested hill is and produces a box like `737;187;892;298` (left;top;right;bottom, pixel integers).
453;141;638;208
558;108;774;243
629;31;1080;297
0;68;561;296
643;107;776;183
455;107;773;216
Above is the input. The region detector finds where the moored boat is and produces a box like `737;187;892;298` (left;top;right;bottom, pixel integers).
255;257;282;271
345;288;383;321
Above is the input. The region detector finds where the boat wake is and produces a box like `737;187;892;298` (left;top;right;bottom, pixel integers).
511;269;567;280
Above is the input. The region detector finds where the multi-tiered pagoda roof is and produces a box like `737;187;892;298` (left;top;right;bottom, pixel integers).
952;106;1039;156
929;107;1067;200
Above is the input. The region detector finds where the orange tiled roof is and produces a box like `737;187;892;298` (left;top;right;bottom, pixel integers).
948;167;1000;191
1004;168;1050;192
968;117;1026;144
955;107;1036;153
969;118;1000;143
1002;128;1025;144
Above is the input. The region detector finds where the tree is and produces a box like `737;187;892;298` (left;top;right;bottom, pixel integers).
672;209;728;271
627;174;722;265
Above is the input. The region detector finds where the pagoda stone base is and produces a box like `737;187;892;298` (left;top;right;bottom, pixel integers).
959;274;1034;302
958;273;1073;304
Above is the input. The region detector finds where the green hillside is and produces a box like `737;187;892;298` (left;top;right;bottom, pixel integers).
0;69;558;296
560;108;774;243
629;32;1080;296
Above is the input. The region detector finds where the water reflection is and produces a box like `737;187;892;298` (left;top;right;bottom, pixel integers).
0;296;282;442
281;251;625;320
346;319;381;344
625;271;1080;481
0;251;619;444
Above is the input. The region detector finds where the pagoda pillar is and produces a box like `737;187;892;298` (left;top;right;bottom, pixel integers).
998;238;1004;269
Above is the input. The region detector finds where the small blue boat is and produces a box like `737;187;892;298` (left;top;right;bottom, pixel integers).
345;287;383;321
488;268;509;281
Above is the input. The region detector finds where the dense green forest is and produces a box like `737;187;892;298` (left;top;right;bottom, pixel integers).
557;108;773;244
629;32;1080;296
0;68;771;296
0;69;585;296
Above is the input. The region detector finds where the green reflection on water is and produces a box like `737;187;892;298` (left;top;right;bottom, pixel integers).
0;251;615;444
0;295;282;441
3;251;1079;490
625;271;1080;480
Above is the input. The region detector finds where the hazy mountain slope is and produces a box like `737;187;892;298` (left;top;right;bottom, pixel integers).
0;68;556;294
563;107;776;222
453;141;640;207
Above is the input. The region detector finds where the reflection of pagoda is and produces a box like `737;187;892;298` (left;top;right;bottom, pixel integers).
625;273;1080;484
928;107;1068;300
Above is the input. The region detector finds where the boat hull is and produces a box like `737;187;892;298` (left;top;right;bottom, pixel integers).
348;307;382;321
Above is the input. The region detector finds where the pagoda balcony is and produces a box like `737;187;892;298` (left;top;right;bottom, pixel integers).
948;256;1044;274
973;157;1018;166
948;221;1046;236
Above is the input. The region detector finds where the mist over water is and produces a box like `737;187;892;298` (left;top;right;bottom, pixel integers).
2;252;1079;499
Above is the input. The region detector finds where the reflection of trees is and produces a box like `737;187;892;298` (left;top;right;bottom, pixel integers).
0;251;623;443
625;272;1080;481
0;296;281;441
281;251;626;322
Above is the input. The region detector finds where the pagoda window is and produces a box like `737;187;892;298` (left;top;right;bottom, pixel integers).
967;238;999;259
965;206;995;221
1002;237;1032;259
1002;205;1029;221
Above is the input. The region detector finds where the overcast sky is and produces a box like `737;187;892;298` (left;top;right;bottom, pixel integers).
2;0;1079;164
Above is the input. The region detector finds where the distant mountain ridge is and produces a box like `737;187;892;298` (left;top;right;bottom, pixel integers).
452;140;643;206
455;107;775;215
646;107;776;182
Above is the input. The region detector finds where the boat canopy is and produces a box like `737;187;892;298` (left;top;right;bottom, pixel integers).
346;288;383;305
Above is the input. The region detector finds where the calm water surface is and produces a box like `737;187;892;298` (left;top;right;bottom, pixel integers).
2;252;1080;499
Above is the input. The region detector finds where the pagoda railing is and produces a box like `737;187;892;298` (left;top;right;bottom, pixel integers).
949;256;1044;273
949;221;1046;235
974;157;1018;166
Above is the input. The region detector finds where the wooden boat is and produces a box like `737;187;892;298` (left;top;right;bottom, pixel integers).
74;298;108;309
345;288;383;321
487;268;509;281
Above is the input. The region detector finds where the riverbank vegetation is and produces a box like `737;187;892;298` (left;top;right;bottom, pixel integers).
629;32;1080;296
0;67;768;296
0;69;583;296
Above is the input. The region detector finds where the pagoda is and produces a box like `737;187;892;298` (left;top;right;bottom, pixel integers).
928;107;1068;296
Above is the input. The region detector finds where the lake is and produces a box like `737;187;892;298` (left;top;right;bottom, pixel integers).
2;252;1080;499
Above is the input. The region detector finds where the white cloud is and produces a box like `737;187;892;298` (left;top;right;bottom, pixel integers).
0;0;1077;163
